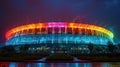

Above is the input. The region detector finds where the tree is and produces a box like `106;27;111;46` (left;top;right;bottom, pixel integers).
0;46;8;54
0;45;16;56
117;43;120;53
107;41;115;53
118;43;120;49
20;44;30;53
88;43;94;54
94;46;102;53
7;45;16;53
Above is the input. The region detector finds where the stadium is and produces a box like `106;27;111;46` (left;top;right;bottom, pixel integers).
5;22;114;53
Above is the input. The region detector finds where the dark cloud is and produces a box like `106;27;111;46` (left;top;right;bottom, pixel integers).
0;0;120;43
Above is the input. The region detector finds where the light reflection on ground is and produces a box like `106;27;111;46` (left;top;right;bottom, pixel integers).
0;62;120;67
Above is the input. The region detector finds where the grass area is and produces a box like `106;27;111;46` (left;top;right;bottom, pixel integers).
72;53;120;62
0;53;49;62
46;54;73;61
1;52;120;62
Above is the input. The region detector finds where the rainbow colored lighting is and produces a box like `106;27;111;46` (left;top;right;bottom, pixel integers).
6;22;114;40
5;22;114;45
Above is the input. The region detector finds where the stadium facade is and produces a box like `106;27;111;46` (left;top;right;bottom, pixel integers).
5;22;114;53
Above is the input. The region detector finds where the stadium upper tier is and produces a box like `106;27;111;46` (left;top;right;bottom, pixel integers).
6;22;114;41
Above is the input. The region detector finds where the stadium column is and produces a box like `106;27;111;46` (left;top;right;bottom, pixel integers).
58;27;61;44
65;25;67;34
52;26;54;44
65;26;68;45
45;26;48;45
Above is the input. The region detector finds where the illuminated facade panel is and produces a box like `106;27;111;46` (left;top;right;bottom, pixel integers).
6;22;114;45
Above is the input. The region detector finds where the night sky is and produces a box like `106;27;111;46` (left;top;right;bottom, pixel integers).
0;0;120;44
